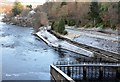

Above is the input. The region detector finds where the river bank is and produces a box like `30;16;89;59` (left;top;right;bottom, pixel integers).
2;16;33;27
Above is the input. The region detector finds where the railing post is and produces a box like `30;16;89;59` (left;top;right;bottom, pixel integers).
67;67;71;77
83;66;86;80
99;66;103;80
116;67;120;80
100;58;102;63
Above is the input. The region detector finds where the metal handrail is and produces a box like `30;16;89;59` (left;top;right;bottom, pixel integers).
55;63;120;67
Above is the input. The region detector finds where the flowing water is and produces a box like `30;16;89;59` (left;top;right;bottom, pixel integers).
0;20;83;80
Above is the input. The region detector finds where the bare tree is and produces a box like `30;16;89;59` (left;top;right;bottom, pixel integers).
32;11;49;32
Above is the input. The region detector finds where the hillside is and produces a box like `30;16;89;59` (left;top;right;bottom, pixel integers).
35;2;119;30
2;1;120;32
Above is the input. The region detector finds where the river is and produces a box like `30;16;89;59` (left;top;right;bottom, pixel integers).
0;20;83;80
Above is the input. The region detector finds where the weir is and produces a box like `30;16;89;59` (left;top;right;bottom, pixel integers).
34;30;93;57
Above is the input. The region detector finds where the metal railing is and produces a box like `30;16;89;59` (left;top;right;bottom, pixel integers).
51;61;120;82
50;64;75;82
48;30;120;62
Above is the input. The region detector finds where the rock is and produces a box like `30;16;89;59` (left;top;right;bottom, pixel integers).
2;15;33;27
2;10;48;29
43;48;47;50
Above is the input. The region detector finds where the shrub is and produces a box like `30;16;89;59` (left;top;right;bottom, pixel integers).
51;21;55;30
54;22;59;32
110;23;116;30
76;20;81;27
64;19;68;25
51;18;66;34
96;23;104;29
12;1;23;16
58;18;65;34
111;25;116;30
67;19;76;26
84;22;94;28
26;4;32;9
104;21;110;28
61;2;67;7
84;24;90;28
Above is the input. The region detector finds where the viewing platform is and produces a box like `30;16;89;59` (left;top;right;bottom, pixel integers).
50;61;120;82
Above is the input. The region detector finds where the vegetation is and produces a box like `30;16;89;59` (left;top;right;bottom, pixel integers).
61;2;67;7
41;2;118;30
51;18;67;35
67;19;76;26
51;21;55;30
9;1;117;30
12;1;23;16
32;11;49;32
89;2;102;26
21;9;31;17
3;1;119;30
118;1;120;24
26;5;32;10
58;18;65;34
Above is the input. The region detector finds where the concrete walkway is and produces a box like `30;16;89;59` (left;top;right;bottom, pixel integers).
64;27;119;54
66;27;119;42
36;30;93;57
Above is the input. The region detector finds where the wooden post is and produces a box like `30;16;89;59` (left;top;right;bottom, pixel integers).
83;66;86;80
99;66;103;80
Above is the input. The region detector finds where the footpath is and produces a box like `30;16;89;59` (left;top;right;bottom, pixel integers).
64;27;119;54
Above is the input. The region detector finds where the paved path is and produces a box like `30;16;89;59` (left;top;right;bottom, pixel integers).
66;28;119;42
